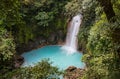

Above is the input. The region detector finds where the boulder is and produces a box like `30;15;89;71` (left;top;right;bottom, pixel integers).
64;66;85;79
66;66;77;72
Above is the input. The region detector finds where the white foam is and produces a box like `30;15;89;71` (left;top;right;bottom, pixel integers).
62;14;82;54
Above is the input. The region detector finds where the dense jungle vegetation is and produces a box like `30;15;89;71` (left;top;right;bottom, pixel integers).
0;0;120;79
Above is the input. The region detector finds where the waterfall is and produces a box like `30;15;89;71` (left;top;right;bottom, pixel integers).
61;14;82;54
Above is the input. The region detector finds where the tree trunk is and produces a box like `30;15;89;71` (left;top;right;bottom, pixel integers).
97;0;115;22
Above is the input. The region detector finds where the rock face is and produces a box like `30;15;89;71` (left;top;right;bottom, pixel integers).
14;55;24;68
64;66;85;79
16;30;65;54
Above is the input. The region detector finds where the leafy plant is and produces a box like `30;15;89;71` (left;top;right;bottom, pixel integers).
0;27;15;61
2;59;63;79
82;14;120;79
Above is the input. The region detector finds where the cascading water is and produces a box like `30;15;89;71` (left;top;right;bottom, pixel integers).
62;14;82;54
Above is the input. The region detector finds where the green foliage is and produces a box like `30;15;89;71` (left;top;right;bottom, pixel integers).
0;28;16;77
82;14;120;79
35;12;54;27
65;0;82;17
78;0;97;53
0;0;20;22
1;0;120;79
21;0;68;38
74;0;120;79
0;27;15;61
15;24;33;44
0;0;21;32
0;0;33;44
2;59;63;79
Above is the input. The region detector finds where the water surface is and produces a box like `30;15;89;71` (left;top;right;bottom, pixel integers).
22;45;85;70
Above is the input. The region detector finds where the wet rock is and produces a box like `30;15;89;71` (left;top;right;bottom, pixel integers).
66;66;77;72
64;66;85;79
